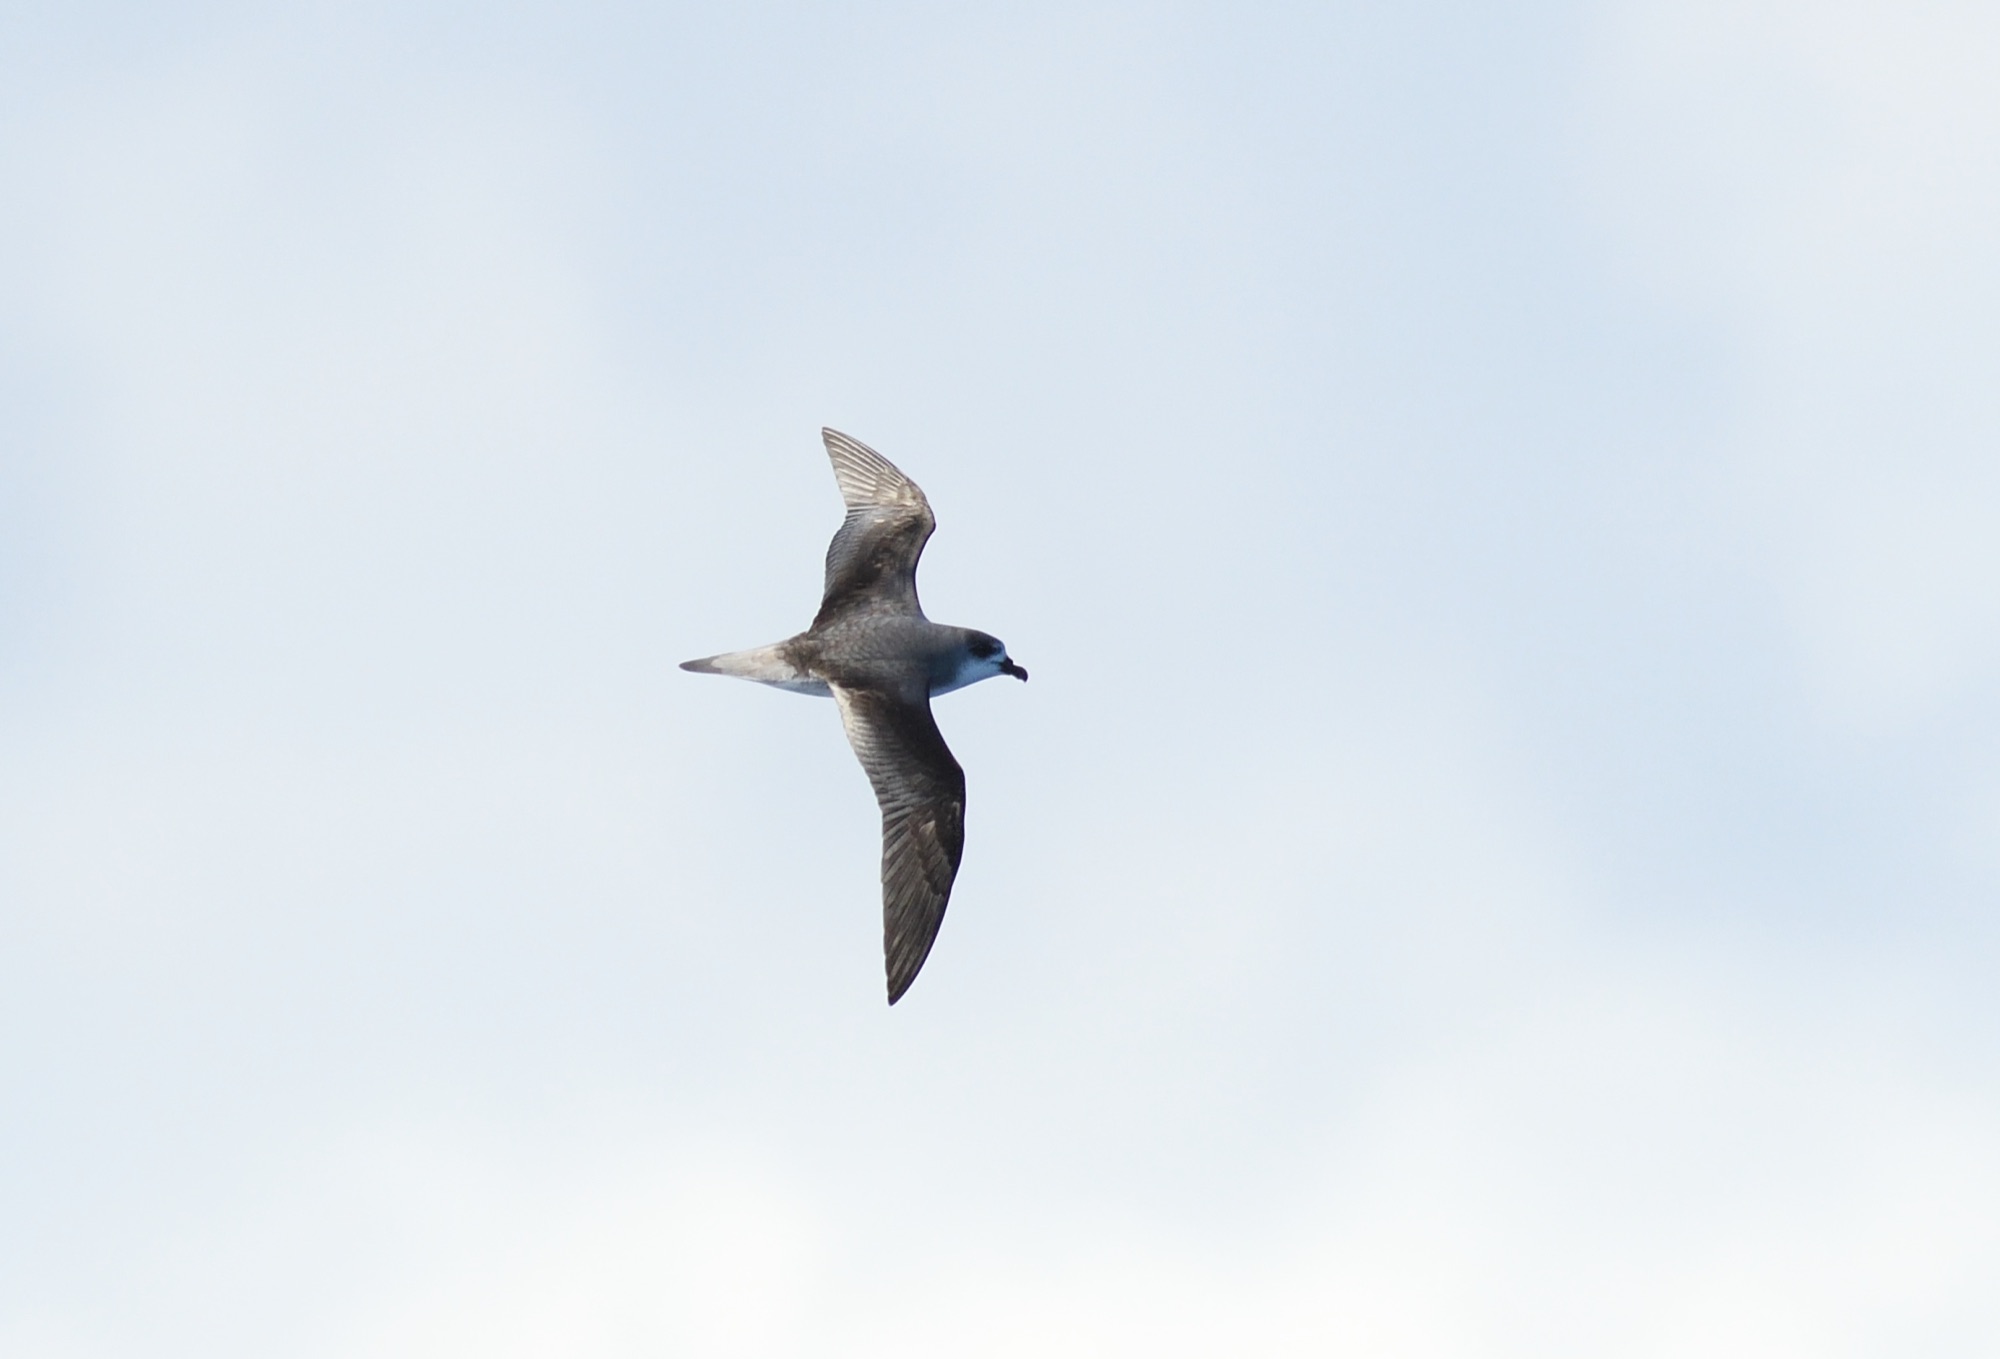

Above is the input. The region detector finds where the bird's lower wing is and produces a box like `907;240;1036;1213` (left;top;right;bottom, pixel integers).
830;683;967;1004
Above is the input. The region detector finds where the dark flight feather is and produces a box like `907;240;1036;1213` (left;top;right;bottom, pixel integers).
814;428;937;627
830;682;967;1004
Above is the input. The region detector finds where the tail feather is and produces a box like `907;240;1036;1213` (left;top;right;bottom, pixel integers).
679;644;830;696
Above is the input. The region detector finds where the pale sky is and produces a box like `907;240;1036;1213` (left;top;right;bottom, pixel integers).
3;3;1998;1355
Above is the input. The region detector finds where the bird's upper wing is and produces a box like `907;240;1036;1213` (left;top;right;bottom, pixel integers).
830;682;967;1004
815;428;936;626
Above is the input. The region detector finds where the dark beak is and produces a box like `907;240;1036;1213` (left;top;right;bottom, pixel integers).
1001;659;1029;681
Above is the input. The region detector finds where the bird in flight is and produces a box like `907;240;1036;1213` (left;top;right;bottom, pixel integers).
682;428;1028;1004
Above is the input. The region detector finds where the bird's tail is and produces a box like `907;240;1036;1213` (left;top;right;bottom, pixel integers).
679;644;830;695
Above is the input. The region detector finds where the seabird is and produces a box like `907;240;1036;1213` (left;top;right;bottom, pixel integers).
682;428;1027;1004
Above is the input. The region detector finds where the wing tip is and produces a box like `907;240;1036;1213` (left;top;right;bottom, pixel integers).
820;428;925;503
886;945;919;1004
885;961;925;1005
884;930;941;1005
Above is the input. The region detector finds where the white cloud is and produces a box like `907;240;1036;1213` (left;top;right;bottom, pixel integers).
9;972;1992;1359
0;1116;823;1359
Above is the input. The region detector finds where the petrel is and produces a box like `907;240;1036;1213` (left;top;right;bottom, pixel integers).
681;428;1028;1004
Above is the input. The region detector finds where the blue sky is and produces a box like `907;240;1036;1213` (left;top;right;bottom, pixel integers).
3;3;1997;1354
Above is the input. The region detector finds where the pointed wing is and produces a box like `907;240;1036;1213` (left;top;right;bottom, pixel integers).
831;683;967;1004
815;428;936;626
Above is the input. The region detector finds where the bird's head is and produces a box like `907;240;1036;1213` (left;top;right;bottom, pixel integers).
964;631;1029;684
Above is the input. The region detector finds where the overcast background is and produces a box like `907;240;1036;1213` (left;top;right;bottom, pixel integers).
3;2;1998;1355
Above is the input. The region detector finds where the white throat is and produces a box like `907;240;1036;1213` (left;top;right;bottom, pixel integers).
933;652;1004;696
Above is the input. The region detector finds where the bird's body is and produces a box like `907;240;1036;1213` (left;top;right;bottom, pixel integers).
682;429;1026;1004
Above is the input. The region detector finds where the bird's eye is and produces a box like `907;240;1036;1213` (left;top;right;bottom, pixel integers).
969;637;998;659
